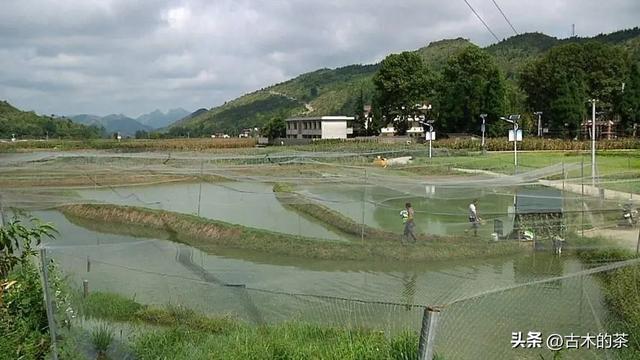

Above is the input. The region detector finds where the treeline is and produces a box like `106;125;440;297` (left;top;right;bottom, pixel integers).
360;41;640;139
0;101;102;139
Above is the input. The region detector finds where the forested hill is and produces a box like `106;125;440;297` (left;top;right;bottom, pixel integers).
173;27;640;136
169;38;476;136
486;28;640;79
0;100;102;139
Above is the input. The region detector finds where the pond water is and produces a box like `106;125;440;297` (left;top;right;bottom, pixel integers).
75;181;346;240
299;182;519;237
36;206;609;359
76;181;527;238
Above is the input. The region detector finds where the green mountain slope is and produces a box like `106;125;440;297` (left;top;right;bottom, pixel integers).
172;40;476;136
172;64;379;135
485;32;559;80
415;38;476;71
174;28;640;136
0;100;102;139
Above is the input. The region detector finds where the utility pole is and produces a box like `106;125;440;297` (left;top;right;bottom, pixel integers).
501;115;520;173
419;119;435;159
0;194;6;227
513;122;518;171
589;99;597;188
534;111;543;137
39;248;59;360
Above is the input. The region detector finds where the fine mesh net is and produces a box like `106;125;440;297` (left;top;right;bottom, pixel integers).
3;147;640;359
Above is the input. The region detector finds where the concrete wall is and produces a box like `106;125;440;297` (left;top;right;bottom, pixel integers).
321;121;347;139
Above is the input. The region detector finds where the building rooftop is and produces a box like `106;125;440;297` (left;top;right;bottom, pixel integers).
286;116;354;122
516;188;563;214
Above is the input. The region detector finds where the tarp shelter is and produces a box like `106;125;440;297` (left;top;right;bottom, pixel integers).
515;187;563;214
513;187;565;243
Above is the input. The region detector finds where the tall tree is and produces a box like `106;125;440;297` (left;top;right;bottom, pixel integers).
353;87;366;135
520;42;628;136
373;51;433;133
620;62;640;133
261;117;286;139
549;78;587;139
437;46;506;134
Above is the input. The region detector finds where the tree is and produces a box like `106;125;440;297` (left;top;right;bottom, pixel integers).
368;97;385;136
549;79;586;139
437;46;506;134
373;52;433;129
352;88;366;136
135;130;149;139
262;117;286;139
520;42;628;136
620;62;640;133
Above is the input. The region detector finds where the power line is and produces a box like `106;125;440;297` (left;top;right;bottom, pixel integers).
490;0;518;35
462;0;501;42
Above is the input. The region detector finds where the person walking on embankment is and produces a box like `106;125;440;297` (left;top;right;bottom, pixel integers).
467;199;481;236
401;202;417;244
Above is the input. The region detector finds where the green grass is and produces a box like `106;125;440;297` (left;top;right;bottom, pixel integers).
81;292;420;360
133;324;419;360
58;203;526;262
82;292;235;333
577;248;640;359
77;291;448;360
91;323;114;355
82;291;144;322
406;150;640;188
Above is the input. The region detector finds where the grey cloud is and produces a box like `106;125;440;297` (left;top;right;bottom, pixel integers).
0;0;638;117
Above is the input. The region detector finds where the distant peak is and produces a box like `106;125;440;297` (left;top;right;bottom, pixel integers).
424;38;471;48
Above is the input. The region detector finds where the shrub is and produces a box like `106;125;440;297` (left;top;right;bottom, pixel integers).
91;323;114;358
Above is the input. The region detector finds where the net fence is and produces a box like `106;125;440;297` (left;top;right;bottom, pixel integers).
2;147;639;359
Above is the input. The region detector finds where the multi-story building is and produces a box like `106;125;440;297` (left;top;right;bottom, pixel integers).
285;116;354;139
380;116;425;137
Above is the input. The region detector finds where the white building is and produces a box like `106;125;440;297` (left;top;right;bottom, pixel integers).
285;116;354;139
380;116;425;137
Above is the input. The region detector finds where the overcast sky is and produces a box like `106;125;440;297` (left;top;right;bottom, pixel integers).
0;0;638;117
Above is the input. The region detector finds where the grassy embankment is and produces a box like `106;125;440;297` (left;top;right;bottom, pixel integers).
76;291;421;360
577;248;640;358
273;182;421;242
58;204;525;262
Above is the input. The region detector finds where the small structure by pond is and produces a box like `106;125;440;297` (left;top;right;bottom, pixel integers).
512;188;565;252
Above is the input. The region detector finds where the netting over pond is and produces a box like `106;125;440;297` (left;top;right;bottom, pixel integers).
2;148;640;359
41;242;640;359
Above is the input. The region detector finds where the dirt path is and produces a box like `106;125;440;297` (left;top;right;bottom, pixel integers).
269;90;314;114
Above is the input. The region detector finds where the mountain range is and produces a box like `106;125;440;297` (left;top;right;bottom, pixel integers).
171;27;640;136
70;108;189;136
136;108;190;129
